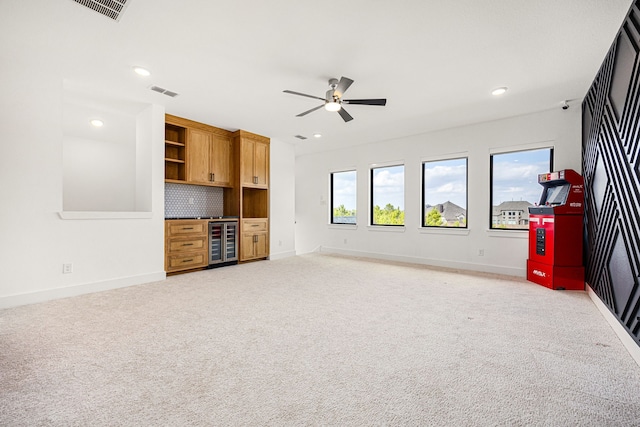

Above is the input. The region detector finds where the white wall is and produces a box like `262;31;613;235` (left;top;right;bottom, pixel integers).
269;138;297;260
0;58;166;307
294;107;582;277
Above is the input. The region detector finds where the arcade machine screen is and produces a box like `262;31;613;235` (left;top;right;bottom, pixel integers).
544;184;570;206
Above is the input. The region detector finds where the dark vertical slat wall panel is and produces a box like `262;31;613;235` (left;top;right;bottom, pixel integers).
583;0;640;347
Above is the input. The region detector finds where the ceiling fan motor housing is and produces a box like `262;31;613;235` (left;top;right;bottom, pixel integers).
326;89;338;103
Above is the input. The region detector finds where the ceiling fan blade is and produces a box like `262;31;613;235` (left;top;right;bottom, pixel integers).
334;77;354;97
296;104;324;117
338;107;353;122
343;98;387;106
283;90;325;101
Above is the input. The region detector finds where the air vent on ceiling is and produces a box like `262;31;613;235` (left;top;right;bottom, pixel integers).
71;0;131;22
150;85;179;98
294;135;307;140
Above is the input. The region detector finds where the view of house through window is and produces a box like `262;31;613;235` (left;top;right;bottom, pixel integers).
331;170;357;224
371;165;404;225
423;158;467;227
490;148;553;229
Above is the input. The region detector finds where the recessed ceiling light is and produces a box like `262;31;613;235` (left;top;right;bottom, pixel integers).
90;119;104;127
491;87;508;96
313;133;322;138
133;66;151;77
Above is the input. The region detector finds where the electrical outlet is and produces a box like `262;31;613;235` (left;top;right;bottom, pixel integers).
478;249;484;256
188;197;194;205
63;263;73;274
344;238;348;244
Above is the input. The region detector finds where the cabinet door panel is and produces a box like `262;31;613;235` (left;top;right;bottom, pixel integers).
255;232;269;258
241;233;256;260
211;135;231;186
254;141;269;187
240;138;256;186
187;129;212;184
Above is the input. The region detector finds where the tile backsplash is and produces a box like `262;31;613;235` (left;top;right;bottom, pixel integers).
165;183;224;218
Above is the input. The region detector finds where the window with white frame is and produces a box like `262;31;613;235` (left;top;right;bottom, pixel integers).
490;147;553;230
371;164;404;225
331;170;357;224
422;157;468;228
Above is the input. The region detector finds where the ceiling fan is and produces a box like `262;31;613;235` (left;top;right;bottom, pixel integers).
283;76;387;122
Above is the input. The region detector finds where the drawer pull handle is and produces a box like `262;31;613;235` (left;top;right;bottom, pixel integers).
182;227;194;230
182;258;194;263
182;243;193;246
251;224;259;227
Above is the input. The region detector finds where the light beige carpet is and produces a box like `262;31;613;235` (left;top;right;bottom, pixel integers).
1;253;640;426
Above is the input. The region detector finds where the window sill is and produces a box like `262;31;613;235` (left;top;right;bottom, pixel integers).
419;227;470;236
367;225;406;232
58;211;153;220
486;229;528;239
328;224;358;230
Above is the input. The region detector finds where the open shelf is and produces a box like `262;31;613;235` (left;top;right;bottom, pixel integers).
165;123;187;182
242;187;268;218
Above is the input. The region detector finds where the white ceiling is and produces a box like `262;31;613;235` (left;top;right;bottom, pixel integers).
1;0;633;156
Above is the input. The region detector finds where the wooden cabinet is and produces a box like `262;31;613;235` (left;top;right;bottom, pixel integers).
163;115;271;266
165;114;233;188
165;220;209;273
187;129;232;187
240;135;269;188
241;219;269;261
233;130;270;262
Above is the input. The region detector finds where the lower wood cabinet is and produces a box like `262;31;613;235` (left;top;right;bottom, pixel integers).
165;220;209;273
240;218;269;261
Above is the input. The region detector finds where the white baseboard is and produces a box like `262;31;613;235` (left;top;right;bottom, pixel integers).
268;250;297;261
587;284;640;368
0;271;167;309
318;246;526;277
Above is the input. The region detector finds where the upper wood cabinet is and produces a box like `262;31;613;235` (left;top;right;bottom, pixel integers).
165;114;233;188
187;129;232;187
239;134;269;188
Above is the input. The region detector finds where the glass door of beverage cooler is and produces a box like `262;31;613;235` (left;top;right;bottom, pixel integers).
209;221;238;264
209;222;223;264
224;222;238;262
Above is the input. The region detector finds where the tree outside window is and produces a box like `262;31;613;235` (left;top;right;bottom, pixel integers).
331;170;357;224
371;165;404;225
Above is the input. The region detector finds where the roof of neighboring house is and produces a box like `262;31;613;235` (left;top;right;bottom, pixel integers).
425;201;466;222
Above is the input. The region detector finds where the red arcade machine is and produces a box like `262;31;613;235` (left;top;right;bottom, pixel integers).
526;169;585;290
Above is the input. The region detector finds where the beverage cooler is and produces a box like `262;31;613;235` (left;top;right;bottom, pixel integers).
526;169;585;290
208;221;238;266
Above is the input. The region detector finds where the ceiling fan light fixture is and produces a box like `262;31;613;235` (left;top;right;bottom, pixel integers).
325;101;341;112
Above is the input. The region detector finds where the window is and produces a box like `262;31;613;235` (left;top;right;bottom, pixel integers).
422;158;467;228
371;165;404;225
331;170;357;224
490;147;553;230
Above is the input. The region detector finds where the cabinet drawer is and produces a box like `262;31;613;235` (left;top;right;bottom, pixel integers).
166;220;207;236
167;253;207;270
167;236;207;253
242;219;268;232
